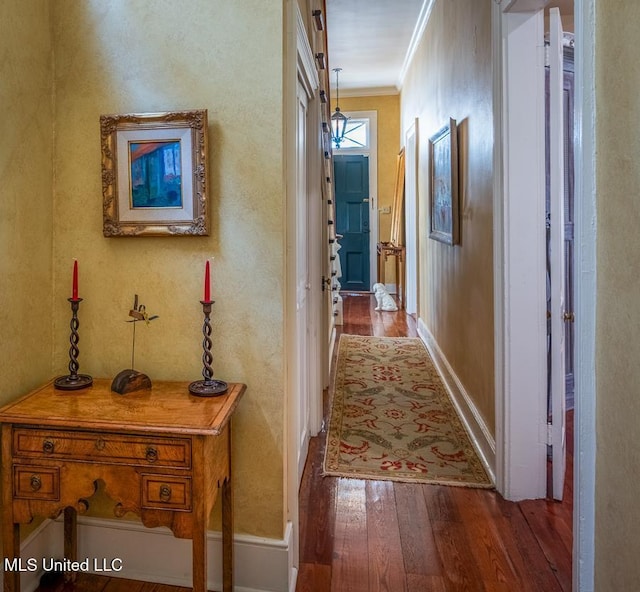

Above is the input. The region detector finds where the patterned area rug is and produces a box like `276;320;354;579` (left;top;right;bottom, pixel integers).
324;335;492;487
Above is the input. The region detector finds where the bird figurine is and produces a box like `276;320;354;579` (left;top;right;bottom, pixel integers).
111;294;158;394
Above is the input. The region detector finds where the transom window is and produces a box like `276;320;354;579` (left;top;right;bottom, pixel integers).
332;117;370;150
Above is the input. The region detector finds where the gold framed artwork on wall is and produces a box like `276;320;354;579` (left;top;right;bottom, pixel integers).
389;148;405;247
100;109;209;237
428;118;459;245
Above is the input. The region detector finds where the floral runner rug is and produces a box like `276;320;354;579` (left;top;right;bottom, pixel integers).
323;334;493;487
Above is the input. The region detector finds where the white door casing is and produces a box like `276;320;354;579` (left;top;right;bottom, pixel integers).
335;110;378;285
404;119;419;315
295;79;311;483
548;6;567;502
494;0;597;588
492;6;548;501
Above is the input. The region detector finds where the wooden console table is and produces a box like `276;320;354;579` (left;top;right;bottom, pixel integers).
376;242;406;309
0;379;245;592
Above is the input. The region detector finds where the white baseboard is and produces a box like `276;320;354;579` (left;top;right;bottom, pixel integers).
384;283;397;295
417;318;496;483
0;518;61;592
334;294;344;326
1;517;294;592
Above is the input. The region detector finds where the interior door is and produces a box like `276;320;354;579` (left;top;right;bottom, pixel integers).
549;7;567;501
334;155;370;291
295;79;311;485
562;52;576;410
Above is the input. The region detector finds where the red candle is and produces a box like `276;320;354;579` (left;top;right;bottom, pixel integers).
72;260;78;299
204;260;211;301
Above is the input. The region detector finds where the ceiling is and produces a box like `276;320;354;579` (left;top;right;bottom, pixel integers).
325;0;575;97
325;0;425;96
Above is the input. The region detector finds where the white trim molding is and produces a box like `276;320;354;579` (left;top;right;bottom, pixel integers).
398;0;436;89
418;319;496;485
573;0;597;588
339;86;399;98
0;519;61;592
492;6;548;501
296;5;318;99
1;517;295;592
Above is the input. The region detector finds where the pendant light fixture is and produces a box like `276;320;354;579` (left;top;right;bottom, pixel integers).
331;68;349;149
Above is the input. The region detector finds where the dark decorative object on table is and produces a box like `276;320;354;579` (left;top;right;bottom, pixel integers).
111;294;158;394
55;260;93;390
54;297;93;390
189;261;227;396
189;299;228;397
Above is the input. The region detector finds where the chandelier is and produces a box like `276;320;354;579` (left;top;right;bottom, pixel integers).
331;68;349;149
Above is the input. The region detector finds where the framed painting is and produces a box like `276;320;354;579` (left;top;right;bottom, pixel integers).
389;148;405;246
101;110;209;236
428;118;459;245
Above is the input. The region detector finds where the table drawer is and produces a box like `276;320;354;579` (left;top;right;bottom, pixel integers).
14;465;59;500
141;475;192;511
13;429;191;469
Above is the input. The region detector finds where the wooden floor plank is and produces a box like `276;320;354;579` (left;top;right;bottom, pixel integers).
103;578;146;592
423;483;462;524
394;482;444;577
365;480;407;592
300;433;337;565
519;499;573;592
406;574;447;592
38;573;110;592
138;583;192;592
453;487;529;592
431;520;487;592
491;495;565;592
331;479;370;592
297;563;332;592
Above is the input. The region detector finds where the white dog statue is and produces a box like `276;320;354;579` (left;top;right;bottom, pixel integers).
372;283;398;312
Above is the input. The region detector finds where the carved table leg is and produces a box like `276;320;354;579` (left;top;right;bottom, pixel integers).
2;523;20;592
222;476;233;592
2;424;19;592
64;506;78;583
192;436;208;592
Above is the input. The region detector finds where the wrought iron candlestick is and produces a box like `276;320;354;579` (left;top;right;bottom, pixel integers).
189;300;228;396
54;298;93;390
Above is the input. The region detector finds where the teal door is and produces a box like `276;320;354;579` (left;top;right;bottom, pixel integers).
334;155;370;291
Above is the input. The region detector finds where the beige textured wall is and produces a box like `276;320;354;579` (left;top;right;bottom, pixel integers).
0;1;54;401
51;1;285;538
401;0;495;432
595;2;640;588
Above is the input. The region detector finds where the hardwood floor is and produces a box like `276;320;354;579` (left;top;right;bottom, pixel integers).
35;293;572;592
36;573;192;592
297;292;573;592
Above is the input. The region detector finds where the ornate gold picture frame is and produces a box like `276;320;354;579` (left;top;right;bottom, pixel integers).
389;148;406;246
428;118;459;245
101;109;209;237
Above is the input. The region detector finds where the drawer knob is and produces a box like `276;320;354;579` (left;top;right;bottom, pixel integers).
43;439;55;454
145;446;158;463
159;484;172;502
95;438;106;451
30;475;42;492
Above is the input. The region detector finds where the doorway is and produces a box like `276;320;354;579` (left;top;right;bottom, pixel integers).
334;154;371;291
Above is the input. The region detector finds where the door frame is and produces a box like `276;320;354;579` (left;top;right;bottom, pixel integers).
404;118;419;315
492;0;596;589
333;153;371;292
572;0;597;588
284;2;323;581
336;110;379;286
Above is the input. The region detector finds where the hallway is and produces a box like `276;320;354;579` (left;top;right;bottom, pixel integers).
296;293;572;592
